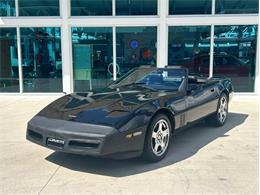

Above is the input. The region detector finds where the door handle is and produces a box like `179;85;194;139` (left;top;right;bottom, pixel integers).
211;88;215;92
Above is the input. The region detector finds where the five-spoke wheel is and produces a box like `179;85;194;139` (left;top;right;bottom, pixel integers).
218;95;228;123
207;93;229;126
142;114;172;162
151;119;170;156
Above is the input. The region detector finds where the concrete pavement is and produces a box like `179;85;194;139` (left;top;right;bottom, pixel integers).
0;95;258;195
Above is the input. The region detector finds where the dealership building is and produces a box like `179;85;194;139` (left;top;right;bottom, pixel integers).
0;0;259;94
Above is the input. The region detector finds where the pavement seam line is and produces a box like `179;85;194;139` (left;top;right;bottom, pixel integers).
38;165;61;195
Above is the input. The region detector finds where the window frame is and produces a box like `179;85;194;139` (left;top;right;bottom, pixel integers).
18;0;61;17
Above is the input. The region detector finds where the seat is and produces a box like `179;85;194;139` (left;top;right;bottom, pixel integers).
188;75;198;84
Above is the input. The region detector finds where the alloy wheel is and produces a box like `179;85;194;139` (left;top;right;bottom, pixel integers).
151;119;170;156
218;96;228;123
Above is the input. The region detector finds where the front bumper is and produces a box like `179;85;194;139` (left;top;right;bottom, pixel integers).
26;116;145;159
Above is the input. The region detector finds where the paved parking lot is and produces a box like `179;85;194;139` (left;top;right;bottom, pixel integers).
0;95;258;195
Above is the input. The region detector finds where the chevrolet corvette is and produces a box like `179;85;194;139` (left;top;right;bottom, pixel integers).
26;66;233;162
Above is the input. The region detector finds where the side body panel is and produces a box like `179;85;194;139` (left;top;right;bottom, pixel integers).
171;80;232;130
184;83;219;124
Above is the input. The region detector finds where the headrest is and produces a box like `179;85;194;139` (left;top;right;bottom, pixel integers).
188;75;198;83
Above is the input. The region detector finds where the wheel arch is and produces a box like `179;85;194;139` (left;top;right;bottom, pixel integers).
148;108;175;134
222;89;229;102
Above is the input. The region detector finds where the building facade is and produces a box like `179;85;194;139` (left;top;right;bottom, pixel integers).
0;0;259;94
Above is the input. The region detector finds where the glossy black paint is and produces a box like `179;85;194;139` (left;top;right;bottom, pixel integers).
26;67;233;159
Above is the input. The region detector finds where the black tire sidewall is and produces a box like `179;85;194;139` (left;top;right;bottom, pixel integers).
142;114;172;162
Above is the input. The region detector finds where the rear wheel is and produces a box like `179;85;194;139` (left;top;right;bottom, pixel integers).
142;114;172;162
207;93;228;126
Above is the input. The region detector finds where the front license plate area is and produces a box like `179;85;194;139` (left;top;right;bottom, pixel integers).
47;137;65;148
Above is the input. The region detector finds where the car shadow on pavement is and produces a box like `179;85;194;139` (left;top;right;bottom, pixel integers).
46;112;248;177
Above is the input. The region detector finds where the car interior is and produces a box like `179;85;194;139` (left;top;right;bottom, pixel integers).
187;75;218;93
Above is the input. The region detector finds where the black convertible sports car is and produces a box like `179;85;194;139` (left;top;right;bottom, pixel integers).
26;66;233;162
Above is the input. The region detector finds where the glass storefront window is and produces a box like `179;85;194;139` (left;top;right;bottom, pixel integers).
116;0;157;15
19;0;60;16
214;25;258;92
169;0;212;15
0;0;15;16
72;27;113;92
168;26;211;76
216;0;259;14
20;27;62;92
0;28;19;92
71;0;112;16
116;27;157;77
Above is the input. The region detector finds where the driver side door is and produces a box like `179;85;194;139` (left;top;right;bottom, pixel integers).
185;84;219;124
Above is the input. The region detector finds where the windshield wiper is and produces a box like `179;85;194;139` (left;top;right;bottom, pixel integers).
134;82;156;91
134;82;147;85
108;82;136;89
109;82;155;91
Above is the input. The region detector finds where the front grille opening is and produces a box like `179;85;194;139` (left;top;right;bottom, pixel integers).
47;139;64;149
69;140;99;149
28;130;43;142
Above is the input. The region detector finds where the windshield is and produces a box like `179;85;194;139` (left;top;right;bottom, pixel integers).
108;68;186;91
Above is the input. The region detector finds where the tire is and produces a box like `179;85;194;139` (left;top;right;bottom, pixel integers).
142;114;172;162
207;93;228;127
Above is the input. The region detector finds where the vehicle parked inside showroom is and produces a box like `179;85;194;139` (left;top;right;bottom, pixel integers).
183;53;250;77
26;66;233;162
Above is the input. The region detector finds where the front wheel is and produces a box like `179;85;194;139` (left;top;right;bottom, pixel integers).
142;114;172;162
207;93;228;127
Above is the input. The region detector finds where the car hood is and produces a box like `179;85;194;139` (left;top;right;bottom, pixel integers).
37;86;172;127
